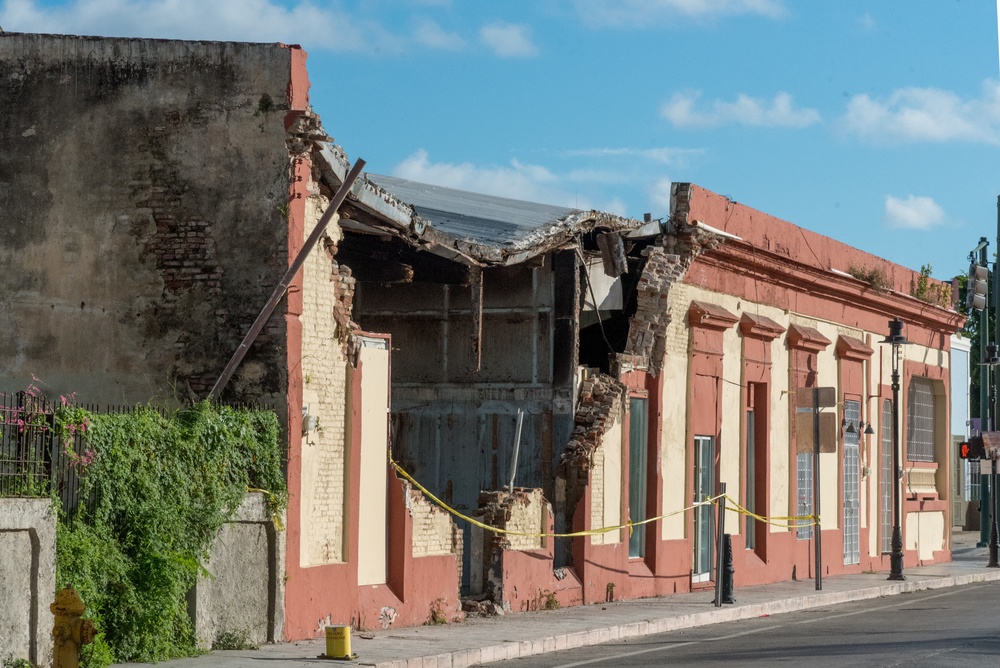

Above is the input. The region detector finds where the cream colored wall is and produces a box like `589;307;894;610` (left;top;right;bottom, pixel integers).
660;282;694;541
591;421;623;546
906;510;945;560
356;343;390;586
299;193;350;567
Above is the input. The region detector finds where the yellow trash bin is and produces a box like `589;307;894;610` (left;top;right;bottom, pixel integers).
322;625;356;660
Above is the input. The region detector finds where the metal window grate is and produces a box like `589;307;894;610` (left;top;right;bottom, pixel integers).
796;452;813;540
905;379;935;463
881;399;893;554
968;461;981;502
843;400;860;565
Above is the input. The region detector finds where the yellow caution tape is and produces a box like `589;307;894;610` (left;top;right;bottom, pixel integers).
389;455;819;538
720;494;819;529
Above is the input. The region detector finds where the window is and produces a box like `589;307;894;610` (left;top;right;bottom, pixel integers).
905;378;935;463
628;396;649;559
796;451;813;540
880;399;892;554
744;382;767;554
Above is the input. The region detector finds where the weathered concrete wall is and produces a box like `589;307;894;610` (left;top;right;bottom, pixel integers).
191;493;285;650
0;498;56;668
0;33;298;407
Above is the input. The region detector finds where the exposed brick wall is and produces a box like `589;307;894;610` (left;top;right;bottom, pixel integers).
557;373;627;554
298;190;351;566
408;485;462;558
475;488;550;605
0;34;295;405
625;228;720;376
477;489;547;552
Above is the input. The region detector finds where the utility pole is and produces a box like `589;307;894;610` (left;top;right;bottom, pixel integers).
972;238;991;546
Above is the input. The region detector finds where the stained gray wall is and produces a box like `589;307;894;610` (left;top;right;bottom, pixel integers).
0;33;295;406
0;498;56;667
189;493;286;650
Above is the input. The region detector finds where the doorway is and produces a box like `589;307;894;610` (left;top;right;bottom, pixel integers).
693;435;715;582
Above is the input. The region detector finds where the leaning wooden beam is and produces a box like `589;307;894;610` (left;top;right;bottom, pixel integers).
208;158;366;400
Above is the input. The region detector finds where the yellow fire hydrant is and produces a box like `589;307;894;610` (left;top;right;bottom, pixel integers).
52;587;96;668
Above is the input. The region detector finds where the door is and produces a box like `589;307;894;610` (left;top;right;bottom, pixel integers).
628;397;649;558
693;435;715;582
843;400;860;565
357;335;390;586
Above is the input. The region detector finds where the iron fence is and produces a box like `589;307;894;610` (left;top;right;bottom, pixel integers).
0;392;278;514
0;391;106;513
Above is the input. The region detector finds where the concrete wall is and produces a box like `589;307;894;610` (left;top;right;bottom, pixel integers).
190;493;285;650
0;498;56;668
0;33;300;408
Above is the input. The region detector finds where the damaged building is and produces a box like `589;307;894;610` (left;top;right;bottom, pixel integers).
0;31;964;647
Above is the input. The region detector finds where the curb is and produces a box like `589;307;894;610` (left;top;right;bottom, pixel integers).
367;570;1000;668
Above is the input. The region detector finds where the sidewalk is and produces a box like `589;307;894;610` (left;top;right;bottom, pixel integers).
117;531;1000;668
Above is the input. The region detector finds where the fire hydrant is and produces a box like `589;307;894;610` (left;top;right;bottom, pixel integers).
52;587;95;668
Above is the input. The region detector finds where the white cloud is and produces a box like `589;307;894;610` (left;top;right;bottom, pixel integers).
392;149;604;210
842;81;1000;145
572;0;786;28
564;146;704;166
413;18;465;51
857;13;876;31
661;90;820;128
0;0;403;54
883;195;945;230
479;22;538;58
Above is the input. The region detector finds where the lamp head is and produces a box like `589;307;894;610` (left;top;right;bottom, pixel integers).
880;318;911;346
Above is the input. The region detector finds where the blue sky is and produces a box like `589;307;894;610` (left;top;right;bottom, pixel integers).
3;0;1000;281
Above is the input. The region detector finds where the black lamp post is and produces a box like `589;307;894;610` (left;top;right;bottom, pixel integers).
881;318;910;581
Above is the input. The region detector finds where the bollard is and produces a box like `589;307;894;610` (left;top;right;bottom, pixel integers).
52;587;95;668
721;533;736;604
320;625;357;660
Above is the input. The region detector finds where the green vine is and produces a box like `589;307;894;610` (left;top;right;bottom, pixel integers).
909;263;953;309
847;264;892;293
54;402;285;666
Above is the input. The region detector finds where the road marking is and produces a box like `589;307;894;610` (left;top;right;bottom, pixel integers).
793;584;988;625
547;584;990;668
548;625;785;668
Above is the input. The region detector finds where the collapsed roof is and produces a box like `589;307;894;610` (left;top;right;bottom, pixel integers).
317;143;650;268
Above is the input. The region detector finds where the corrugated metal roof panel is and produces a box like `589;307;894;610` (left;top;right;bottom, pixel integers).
368;174;584;248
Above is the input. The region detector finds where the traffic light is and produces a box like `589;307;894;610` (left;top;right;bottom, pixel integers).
967;262;989;311
959;436;987;460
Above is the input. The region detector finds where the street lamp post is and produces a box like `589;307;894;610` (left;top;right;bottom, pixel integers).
881;318;910;581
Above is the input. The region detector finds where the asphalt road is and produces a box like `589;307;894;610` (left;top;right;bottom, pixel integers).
482;582;1000;668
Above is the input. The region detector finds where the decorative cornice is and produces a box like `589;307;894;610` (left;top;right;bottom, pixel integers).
739;313;786;342
690;241;964;338
787;324;832;353
688;301;740;331
836;334;874;362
